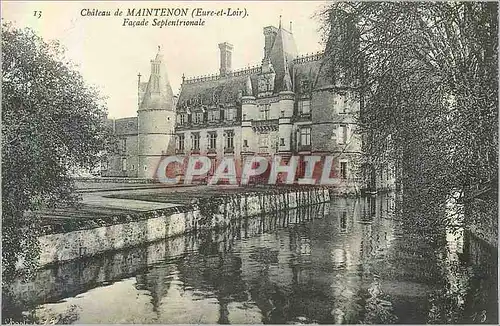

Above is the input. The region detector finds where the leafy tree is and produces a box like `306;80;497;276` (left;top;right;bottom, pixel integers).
320;2;498;223
2;22;112;285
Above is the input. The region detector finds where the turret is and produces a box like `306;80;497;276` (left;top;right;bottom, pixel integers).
137;46;176;179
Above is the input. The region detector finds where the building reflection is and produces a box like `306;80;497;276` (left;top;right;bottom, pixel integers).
124;196;403;324
19;191;495;324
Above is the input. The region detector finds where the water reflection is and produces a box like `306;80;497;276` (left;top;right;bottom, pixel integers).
4;193;497;324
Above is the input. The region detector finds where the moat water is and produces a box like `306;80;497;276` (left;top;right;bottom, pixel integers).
4;194;498;324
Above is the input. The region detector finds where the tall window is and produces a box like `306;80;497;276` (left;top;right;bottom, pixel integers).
209;132;217;149
226;108;235;121
225;130;234;149
122;158;127;171
337;95;348;114
340;161;348;179
260;104;270;120
121;138;127;152
339;125;348;144
177;134;185;151
192;133;200;150
259;133;268;147
300;100;311;115
300;127;311;146
179;114;186;125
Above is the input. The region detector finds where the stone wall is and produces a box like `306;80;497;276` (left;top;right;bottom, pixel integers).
36;187;330;267
8;203;330;308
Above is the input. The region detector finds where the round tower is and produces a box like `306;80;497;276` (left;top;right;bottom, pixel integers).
138;47;176;179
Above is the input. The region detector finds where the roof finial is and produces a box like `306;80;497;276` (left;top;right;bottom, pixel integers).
157;45;161;52
290;21;292;32
279;15;282;28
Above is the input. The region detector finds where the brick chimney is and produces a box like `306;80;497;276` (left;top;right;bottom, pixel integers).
218;42;233;76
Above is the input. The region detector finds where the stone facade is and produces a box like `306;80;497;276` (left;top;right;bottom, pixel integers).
103;23;392;190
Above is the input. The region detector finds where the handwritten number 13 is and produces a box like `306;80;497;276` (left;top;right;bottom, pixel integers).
34;11;42;18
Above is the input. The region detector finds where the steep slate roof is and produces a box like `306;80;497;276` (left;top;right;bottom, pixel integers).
110;117;138;136
177;73;260;110
177;24;298;110
268;26;298;93
293;59;323;95
139;50;175;111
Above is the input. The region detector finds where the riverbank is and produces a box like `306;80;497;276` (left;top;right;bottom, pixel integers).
32;185;330;267
6;192;497;325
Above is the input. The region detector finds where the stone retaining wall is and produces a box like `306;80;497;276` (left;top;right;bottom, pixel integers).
9;203;330;307
37;187;330;266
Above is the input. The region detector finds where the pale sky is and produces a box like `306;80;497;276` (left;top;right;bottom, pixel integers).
3;1;328;118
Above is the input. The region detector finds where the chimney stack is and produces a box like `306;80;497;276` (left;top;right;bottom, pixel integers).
218;42;233;76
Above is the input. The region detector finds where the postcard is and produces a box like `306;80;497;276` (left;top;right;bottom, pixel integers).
2;1;498;324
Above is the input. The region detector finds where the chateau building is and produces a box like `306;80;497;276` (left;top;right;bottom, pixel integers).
102;21;394;190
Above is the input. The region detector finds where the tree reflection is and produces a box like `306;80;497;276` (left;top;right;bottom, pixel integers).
362;276;397;324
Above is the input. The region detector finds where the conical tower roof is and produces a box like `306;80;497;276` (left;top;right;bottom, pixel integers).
244;76;253;96
139;47;175;111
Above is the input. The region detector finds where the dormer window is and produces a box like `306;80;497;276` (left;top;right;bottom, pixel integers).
300;80;310;93
193;112;204;124
225;108;236;121
178;114;186;125
208;110;219;121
